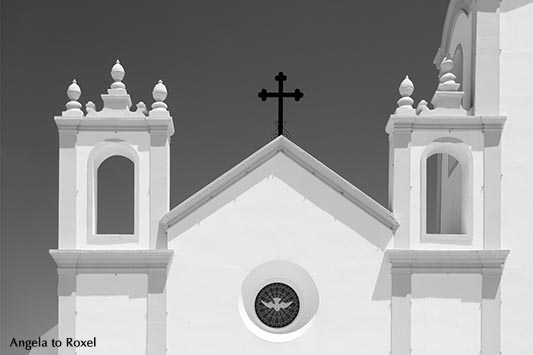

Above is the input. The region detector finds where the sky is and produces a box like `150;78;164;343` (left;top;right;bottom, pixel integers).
1;0;450;352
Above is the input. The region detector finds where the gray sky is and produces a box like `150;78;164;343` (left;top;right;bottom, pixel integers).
1;0;449;352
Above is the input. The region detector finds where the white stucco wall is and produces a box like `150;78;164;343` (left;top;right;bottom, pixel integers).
75;273;148;355
166;153;393;355
411;274;481;355
499;1;533;353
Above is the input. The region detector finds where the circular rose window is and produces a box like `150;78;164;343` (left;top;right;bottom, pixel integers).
254;282;300;328
239;260;319;342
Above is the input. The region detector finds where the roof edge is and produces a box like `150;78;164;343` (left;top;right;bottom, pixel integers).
161;136;399;232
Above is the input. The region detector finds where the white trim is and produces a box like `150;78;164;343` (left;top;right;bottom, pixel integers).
386;249;509;273
49;250;173;272
87;142;139;243
160;136;399;231
55;116;174;136
385;115;506;135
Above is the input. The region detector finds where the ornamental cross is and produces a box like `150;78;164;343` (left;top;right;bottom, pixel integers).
258;72;303;137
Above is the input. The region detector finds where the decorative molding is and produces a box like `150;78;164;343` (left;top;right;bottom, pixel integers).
49;250;173;272
386;249;509;274
385;115;506;135
54;116;174;136
160;136;399;232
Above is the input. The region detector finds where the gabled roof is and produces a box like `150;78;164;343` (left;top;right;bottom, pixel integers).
160;136;399;231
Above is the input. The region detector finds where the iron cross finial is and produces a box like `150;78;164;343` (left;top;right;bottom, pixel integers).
258;72;303;137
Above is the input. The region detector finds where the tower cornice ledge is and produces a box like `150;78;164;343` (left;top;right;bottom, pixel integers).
54;116;175;136
385;115;506;135
49;250;173;273
386;249;509;274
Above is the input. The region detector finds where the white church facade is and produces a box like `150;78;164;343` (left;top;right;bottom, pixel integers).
49;1;533;354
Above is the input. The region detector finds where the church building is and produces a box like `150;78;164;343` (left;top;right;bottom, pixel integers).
49;1;533;354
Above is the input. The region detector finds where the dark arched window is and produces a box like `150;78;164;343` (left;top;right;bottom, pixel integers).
426;153;463;234
97;156;134;234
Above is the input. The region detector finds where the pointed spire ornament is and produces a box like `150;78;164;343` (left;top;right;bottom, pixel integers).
64;79;84;116
395;76;416;115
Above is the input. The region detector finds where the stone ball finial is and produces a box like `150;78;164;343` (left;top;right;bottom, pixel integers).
438;56;460;91
110;59;126;90
151;79;168;112
395;75;415;115
111;59;125;82
440;56;455;74
152;79;168;102
136;101;148;115
416;99;429;115
398;75;414;97
65;79;83;113
67;79;81;101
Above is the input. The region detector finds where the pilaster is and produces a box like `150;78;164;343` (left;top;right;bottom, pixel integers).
57;268;77;355
389;128;412;249
473;0;501;115
391;269;411;355
483;129;502;249
149;130;171;249
481;268;502;355
57;130;78;249
147;268;168;355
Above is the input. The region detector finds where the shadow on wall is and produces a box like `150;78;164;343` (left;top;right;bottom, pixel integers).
413;274;481;302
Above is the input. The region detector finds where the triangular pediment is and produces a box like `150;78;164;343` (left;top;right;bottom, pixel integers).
160;137;398;244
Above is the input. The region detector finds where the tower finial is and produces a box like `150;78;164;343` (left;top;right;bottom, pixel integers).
438;56;460;91
110;59;126;90
64;79;83;116
428;55;465;114
395;75;415;115
150;79;169;115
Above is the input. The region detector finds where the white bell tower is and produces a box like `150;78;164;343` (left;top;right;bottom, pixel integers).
387;57;506;250
54;60;174;250
50;61;174;355
386;56;508;355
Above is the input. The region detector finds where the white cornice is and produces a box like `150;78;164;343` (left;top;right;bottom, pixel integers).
49;250;173;272
54;116;175;136
161;136;399;232
386;249;509;274
385;115;506;135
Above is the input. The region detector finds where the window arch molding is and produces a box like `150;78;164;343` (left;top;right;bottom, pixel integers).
87;140;140;243
420;139;473;243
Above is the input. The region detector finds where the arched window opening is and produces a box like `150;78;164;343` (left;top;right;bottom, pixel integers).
97;156;134;234
426;153;463;234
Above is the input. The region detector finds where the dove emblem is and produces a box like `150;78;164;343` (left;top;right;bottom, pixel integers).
261;297;294;311
255;282;300;328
